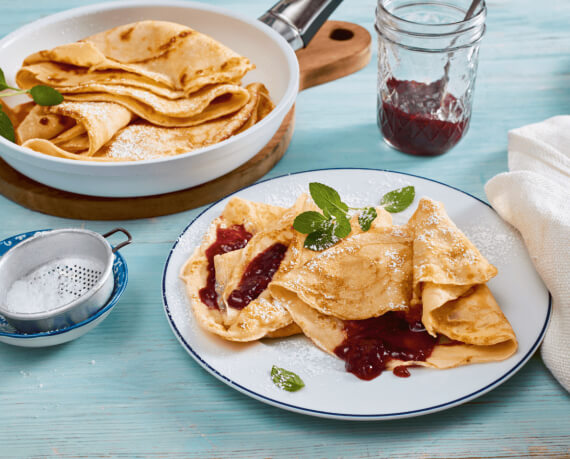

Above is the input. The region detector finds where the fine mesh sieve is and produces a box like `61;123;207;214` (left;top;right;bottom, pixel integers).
0;228;131;333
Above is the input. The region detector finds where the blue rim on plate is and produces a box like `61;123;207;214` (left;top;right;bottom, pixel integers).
0;229;128;339
162;167;552;419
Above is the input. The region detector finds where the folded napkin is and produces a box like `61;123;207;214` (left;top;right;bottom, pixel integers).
485;116;570;392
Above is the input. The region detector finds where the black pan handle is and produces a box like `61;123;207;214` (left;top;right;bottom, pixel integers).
259;0;344;50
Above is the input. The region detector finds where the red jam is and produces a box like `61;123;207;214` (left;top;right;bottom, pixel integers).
227;242;288;310
199;225;252;309
378;78;469;156
333;311;437;380
393;365;411;378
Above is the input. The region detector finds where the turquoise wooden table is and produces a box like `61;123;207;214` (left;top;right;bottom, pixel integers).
1;0;569;457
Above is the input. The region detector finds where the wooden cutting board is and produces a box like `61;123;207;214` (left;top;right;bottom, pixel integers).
0;20;371;220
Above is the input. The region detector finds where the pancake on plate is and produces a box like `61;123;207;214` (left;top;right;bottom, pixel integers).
180;197;297;342
269;197;517;380
181;195;394;342
181;190;517;380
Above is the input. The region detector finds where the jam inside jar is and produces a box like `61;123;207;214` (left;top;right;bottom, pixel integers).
378;78;470;157
375;0;486;156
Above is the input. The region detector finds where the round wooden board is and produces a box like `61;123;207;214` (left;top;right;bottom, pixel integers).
0;20;371;220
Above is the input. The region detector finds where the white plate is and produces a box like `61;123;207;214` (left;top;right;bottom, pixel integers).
0;1;298;197
162;169;551;420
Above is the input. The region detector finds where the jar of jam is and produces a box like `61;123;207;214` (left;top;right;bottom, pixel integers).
375;0;486;156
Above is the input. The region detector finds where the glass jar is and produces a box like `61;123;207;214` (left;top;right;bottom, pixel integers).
376;0;486;156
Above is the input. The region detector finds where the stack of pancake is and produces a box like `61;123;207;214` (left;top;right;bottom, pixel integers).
181;194;518;378
10;20;273;161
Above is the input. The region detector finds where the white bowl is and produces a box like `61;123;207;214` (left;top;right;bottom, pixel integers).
0;1;299;197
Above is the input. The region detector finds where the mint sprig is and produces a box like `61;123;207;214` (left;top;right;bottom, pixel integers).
309;182;348;219
293;183;352;251
380;186;415;213
0;109;15;142
271;365;305;392
0;67;64;142
293;182;416;251
358;207;378;232
28;85;64;106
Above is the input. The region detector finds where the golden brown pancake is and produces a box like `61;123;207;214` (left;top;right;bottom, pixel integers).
180;192;517;377
18;21;254;95
60;83;250;127
180;197;296;342
405;198;515;346
269;197;517;372
18;101;133;157
270;226;412;321
13;21;272;161
17;83;273;161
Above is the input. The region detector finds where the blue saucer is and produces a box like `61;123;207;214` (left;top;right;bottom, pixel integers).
0;230;128;347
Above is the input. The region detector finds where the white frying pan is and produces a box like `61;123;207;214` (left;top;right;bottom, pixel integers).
0;0;342;197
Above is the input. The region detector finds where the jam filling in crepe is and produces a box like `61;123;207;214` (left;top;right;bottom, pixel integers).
11;20;273;161
269;197;517;380
180;197;301;342
181;192;517;380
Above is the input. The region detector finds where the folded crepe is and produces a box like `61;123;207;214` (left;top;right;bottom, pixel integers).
270;226;410;321
179;194;392;342
56;83;250;127
269;225;412;352
13;20;272;161
17;20;254;95
404;198;517;364
180;197;298;342
269;198;517;375
17;83;273;161
17;101;134;157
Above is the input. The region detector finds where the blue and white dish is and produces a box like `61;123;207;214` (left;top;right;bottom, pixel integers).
162;168;551;420
0;230;128;347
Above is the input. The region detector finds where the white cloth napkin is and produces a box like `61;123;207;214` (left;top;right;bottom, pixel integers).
485;116;570;392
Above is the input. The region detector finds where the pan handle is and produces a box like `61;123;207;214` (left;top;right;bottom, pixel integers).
259;0;344;50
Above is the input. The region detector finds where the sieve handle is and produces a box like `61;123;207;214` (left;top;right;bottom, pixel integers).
103;228;132;253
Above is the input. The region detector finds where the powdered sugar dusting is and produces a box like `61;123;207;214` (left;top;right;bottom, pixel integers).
261;335;340;377
463;221;520;265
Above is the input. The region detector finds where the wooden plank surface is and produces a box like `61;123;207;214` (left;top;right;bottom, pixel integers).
0;0;569;457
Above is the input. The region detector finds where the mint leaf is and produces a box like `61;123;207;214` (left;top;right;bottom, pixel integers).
381;186;415;213
0;69;8;91
309;182;348;217
0;109;15;142
271;365;305;392
304;225;339;251
359;207;377;231
29;85;64;106
333;215;351;239
293;211;328;234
